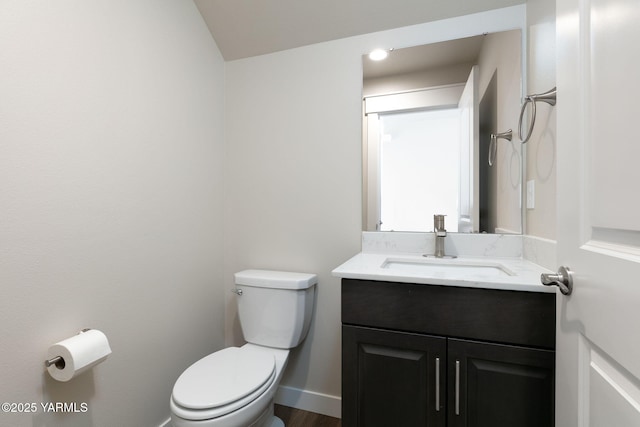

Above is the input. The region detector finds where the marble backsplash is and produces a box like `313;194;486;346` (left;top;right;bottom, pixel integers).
361;232;557;270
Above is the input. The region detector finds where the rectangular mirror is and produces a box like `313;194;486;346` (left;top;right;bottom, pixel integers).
362;30;523;234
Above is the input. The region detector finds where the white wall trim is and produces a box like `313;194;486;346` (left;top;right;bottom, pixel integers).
364;84;465;114
275;385;341;419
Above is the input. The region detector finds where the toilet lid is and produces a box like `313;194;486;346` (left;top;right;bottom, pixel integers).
172;346;275;410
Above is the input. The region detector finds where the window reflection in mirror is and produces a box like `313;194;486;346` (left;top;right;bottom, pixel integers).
378;108;461;232
362;30;523;234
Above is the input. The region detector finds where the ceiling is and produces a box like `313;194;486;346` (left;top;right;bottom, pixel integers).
362;35;485;80
194;0;525;61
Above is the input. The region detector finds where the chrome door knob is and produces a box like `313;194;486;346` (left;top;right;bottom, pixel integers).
541;266;573;295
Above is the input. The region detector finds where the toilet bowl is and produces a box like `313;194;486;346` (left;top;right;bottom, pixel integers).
170;344;289;427
170;270;317;427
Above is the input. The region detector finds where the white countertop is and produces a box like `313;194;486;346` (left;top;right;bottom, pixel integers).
332;252;555;293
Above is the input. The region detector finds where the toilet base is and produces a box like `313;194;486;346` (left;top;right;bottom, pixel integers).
246;398;283;427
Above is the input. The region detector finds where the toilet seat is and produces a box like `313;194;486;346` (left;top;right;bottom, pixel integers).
171;346;276;421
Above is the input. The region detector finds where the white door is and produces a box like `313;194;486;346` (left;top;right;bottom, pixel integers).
458;66;479;233
556;0;640;424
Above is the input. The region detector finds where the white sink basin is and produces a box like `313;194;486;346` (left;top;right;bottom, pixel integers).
381;257;516;277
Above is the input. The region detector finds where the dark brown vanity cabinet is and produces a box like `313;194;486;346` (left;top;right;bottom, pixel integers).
341;279;556;427
343;325;447;427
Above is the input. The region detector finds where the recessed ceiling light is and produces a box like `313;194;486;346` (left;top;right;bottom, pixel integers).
369;49;389;61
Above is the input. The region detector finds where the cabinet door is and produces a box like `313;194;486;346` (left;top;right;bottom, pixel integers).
343;325;446;427
448;338;555;427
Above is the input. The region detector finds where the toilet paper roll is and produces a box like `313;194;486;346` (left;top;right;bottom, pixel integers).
46;329;112;382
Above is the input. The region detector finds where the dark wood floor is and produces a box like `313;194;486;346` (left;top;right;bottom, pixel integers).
274;404;341;427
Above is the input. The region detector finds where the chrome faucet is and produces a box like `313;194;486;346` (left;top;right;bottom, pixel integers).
434;214;447;258
424;214;456;259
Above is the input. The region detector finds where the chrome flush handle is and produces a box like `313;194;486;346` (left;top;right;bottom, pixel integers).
540;266;573;295
231;289;243;296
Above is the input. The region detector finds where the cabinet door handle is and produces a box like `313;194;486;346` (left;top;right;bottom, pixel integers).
455;360;460;416
435;357;440;411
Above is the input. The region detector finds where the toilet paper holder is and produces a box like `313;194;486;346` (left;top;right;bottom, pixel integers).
44;328;91;369
44;356;65;369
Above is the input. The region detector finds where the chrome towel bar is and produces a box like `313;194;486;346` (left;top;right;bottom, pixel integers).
489;129;512;166
518;87;557;144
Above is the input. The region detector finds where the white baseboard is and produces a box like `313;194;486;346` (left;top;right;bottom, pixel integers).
275;385;341;419
158;418;172;427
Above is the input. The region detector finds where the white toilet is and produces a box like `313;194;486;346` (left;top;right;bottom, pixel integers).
170;269;317;427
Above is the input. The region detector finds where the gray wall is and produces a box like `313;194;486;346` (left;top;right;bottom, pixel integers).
0;1;226;426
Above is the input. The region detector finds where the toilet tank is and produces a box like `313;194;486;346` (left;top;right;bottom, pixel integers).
234;270;317;349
